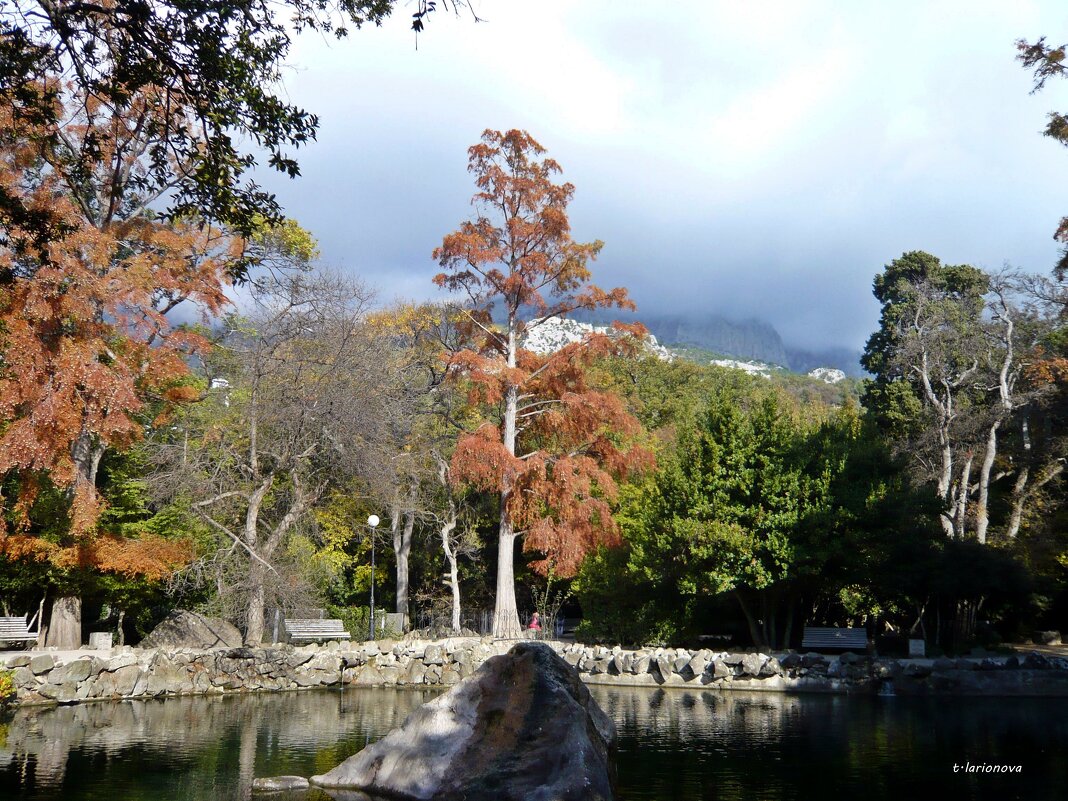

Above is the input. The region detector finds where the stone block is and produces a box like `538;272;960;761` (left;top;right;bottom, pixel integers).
29;654;55;674
50;658;93;685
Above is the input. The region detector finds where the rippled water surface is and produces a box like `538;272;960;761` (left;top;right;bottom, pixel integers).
1;684;1066;800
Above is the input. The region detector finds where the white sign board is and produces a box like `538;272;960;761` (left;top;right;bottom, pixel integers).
908;638;925;658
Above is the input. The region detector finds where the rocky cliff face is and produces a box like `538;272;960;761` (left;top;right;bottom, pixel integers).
641;314;789;366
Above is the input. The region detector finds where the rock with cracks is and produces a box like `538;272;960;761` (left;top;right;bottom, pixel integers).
311;641;616;801
138;610;243;649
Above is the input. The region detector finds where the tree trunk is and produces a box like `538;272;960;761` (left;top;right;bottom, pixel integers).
492;322;523;639
782;595;796;651
440;504;462;633
1006;415;1035;540
735;591;764;648
954;454;973;539
242;477;273;645
974;421;999;544
56;431;104;650
246;560;266;644
45;596;82;648
1006;466;1031;540
493;518;523;639
394;504;415;631
1007;460;1063;539
936;418;955;537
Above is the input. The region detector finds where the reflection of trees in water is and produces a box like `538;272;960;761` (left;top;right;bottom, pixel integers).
590;686;1068;801
2;686;1067;801
0;688;437;798
590;686;804;747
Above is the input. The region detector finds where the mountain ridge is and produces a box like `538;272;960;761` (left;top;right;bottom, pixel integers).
569;310;865;377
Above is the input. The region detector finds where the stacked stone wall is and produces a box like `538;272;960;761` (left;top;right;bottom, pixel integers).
4;638;1068;706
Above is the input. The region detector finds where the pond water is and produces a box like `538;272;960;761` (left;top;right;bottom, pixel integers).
1;684;1066;800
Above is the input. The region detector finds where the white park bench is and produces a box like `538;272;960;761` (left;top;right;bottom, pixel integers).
801;626;868;652
283;618;351;644
0;614;40;647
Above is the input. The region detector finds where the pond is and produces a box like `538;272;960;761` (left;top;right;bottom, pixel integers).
1;685;1066;800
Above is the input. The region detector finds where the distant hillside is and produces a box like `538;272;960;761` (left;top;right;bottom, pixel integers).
638;314;789;366
554;309;865;377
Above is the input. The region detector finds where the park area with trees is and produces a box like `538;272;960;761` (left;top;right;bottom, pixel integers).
0;1;1066;658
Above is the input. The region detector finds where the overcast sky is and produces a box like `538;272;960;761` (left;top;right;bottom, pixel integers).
257;0;1068;351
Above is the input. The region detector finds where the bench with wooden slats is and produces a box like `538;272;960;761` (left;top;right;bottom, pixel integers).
801;626;867;652
0;615;39;645
283;618;351;644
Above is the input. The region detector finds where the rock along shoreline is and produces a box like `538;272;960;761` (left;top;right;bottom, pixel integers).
4;638;1068;707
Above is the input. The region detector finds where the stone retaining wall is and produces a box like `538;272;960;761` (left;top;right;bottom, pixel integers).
4;639;1068;706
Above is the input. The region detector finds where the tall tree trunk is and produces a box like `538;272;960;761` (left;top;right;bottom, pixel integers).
782;595;796;651
1006;414;1035;540
246;563;266;645
493;515;522;639
242;478;272;645
975;421;999;544
735;591;764;649
1007;461;1063;539
493;323;522;639
45;596;82;648
394;493;416;631
1006;466;1030;539
954;454;973;539
52;432;104;649
936;429;956;538
440;504;462;633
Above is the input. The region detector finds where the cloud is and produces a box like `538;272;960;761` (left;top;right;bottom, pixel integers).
257;0;1068;351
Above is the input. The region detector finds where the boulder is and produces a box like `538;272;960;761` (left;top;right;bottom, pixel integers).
758;657;782;678
311;641;616;801
654;655;674;682
49;658;93;685
252;776;310;793
424;643;445;665
139;610;242;649
708;659;731;681
739;653;765;677
11;666;37;689
779;653;802;670
1035;630;1061;646
685;652;708;678
29;654;55;675
1022;652;1051;670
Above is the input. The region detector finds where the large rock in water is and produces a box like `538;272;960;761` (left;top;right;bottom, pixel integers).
311;641;616;801
139;610;243;649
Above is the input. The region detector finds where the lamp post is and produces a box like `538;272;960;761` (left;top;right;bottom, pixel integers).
367;514;380;640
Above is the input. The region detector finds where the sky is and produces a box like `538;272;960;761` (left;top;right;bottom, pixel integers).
257;0;1068;351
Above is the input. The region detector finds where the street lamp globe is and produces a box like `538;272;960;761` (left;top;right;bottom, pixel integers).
367;514;380;528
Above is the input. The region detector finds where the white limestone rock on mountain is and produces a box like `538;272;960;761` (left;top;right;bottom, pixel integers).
521;316;671;360
808;367;847;384
709;358;782;379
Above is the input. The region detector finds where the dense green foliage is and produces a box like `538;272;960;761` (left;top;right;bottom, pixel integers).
0;3;1064;649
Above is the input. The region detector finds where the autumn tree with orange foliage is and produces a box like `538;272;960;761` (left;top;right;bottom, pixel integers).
433;129;653;638
0;83;236;645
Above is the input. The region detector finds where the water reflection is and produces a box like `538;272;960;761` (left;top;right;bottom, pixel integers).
0;686;1066;800
0;687;435;801
590;685;1068;801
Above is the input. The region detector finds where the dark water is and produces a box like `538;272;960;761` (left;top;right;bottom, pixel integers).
1;685;1066;800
